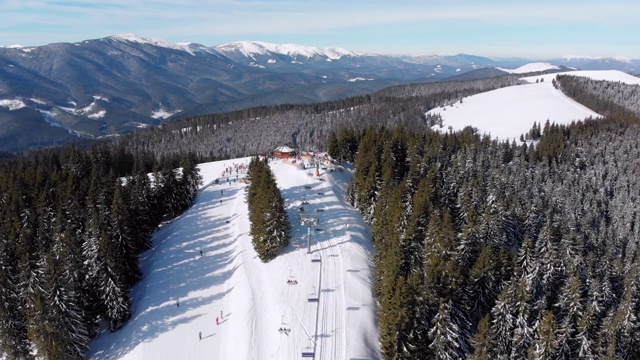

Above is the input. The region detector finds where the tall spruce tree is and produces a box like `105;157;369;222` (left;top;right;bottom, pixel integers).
246;157;291;262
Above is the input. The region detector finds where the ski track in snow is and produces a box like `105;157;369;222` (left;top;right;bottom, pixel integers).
87;157;380;360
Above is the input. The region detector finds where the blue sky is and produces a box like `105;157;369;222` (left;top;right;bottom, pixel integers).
1;0;638;58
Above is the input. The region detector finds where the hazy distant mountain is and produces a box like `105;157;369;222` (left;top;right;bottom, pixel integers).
398;53;532;71
548;56;640;73
0;34;638;152
0;35;448;151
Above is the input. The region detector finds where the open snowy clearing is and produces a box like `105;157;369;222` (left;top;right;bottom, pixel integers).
88;157;380;360
521;69;640;85
426;69;640;142
427;79;600;141
496;62;559;74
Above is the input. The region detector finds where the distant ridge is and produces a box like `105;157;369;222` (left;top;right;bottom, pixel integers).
1;33;639;152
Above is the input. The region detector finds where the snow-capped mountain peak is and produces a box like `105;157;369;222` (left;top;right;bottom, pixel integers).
107;33;219;56
215;40;360;60
110;33;174;47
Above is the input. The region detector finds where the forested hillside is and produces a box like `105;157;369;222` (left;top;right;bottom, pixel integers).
341;113;640;359
1;67;638;359
119;75;524;161
0;145;201;359
555;75;640;116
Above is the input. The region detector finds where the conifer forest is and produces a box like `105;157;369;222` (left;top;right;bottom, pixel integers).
246;156;291;262
0;71;639;359
0;145;201;359
337;113;640;359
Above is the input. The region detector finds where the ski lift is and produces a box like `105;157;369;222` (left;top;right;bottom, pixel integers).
286;270;298;285
307;285;319;302
311;253;321;263
301;339;315;357
279;315;291;335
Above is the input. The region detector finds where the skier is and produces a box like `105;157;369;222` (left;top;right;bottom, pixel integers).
216;317;220;325
176;300;180;308
199;331;202;341
220;310;223;319
221;189;223;195
200;250;203;256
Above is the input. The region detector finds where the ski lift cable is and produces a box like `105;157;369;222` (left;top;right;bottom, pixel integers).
291;306;316;344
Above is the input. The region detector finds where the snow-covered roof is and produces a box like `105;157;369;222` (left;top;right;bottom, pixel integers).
275;145;296;153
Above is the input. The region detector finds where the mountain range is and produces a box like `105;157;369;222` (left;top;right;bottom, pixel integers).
1;33;638;152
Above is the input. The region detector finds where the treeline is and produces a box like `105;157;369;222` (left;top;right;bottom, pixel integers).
0;144;201;360
555;75;640;117
118;75;524;162
345;113;640;359
326;128;360;163
246;157;291;262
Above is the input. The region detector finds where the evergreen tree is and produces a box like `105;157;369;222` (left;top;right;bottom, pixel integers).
491;280;516;359
529;310;558;360
428;300;470;359
510;278;534;360
469;314;493;360
110;182;142;287
0;227;33;360
246;157;290;262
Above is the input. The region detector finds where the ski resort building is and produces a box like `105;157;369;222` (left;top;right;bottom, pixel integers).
273;145;296;159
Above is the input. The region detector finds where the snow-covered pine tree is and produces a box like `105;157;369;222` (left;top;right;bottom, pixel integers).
98;227;131;331
528;310;559;360
491;279;516;359
469;314;493;360
428;299;470;359
510;278;534;360
110;182;142;287
246;157;290;262
0;226;33;360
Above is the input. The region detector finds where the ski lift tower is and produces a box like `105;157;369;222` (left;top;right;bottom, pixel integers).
299;214;319;254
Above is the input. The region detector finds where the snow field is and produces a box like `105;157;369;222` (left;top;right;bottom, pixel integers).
427;80;600;142
88;157;379;360
424;69;640;142
496;62;560;74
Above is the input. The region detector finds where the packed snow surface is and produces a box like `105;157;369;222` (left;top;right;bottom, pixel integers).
427;71;606;141
88;157;380;360
497;62;560;74
521;70;640;85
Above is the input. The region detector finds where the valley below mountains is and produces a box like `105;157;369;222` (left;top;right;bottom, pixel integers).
1;34;638;152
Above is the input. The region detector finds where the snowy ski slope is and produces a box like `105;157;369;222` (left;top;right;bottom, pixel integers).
87;157;380;360
427;70;640;142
